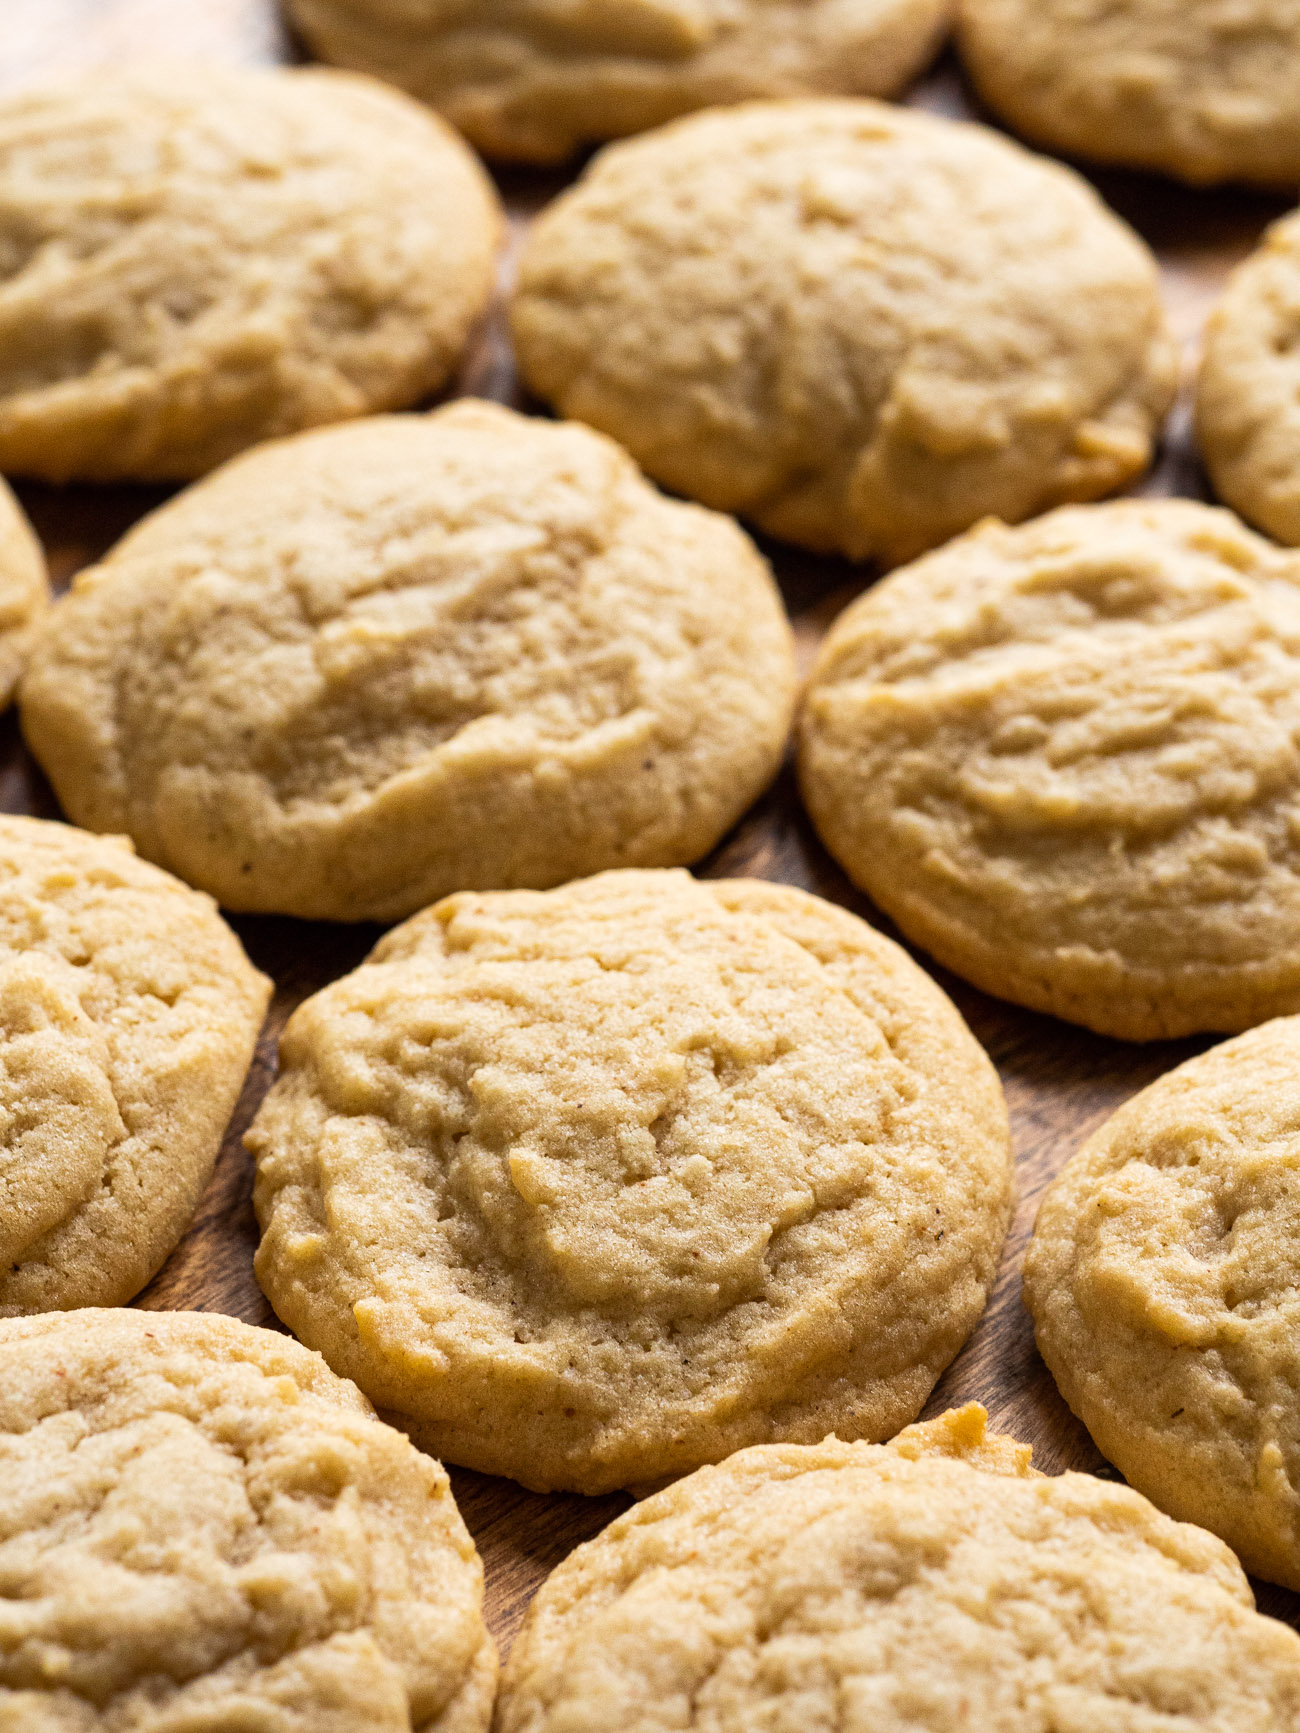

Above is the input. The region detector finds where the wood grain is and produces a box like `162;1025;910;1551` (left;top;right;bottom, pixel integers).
5;0;1300;1647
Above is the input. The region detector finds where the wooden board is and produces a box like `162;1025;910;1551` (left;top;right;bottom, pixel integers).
5;0;1300;1647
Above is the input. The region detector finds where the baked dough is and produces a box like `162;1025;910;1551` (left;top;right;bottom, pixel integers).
0;63;501;481
0;815;269;1315
799;498;1300;1041
512;99;1176;565
0;1307;496;1731
496;1402;1300;1732
249;868;1012;1494
1027;1014;1300;1592
0;477;48;707
19;401;796;922
284;0;951;164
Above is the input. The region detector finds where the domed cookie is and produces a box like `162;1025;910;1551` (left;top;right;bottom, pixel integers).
249;868;1012;1494
0;1308;495;1729
0;64;501;481
19;402;796;922
497;1403;1300;1732
512;99;1176;565
958;0;1300;188
1027;1015;1300;1591
0;815;269;1315
799;498;1300;1041
0;477;48;707
284;0;951;165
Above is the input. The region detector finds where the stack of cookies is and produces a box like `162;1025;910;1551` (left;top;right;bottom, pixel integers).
4;1;1300;1726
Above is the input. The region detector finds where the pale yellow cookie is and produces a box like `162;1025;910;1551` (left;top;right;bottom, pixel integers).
0;64;501;482
1027;1015;1300;1592
0;477;48;707
0;815;269;1315
285;0;951;164
512;99;1176;565
1199;208;1300;546
0;1308;496;1731
496;1402;1300;1732
959;0;1300;188
799;498;1300;1041
249;868;1012;1494
19;402;796;923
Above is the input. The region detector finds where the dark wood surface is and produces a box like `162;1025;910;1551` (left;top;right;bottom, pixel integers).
5;0;1300;1647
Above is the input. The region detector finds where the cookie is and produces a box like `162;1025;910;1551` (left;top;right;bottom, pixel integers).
0;477;48;708
799;498;1300;1041
19;402;797;923
284;0;951;165
1026;1015;1300;1591
0;815;269;1315
1198;209;1300;546
249;867;1012;1494
511;100;1176;565
958;0;1300;188
497;1402;1300;1732
0;64;501;482
0;1307;495;1730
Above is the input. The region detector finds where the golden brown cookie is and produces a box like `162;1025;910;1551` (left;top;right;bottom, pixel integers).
0;477;48;707
19;401;796;923
512;99;1176;565
249;868;1012;1494
285;0;951;164
0;63;501;481
799;498;1300;1041
0;815;269;1315
0;1307;495;1730
1027;1015;1300;1591
497;1403;1300;1732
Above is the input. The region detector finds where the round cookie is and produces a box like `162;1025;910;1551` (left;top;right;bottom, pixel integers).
0;815;269;1315
0;64;501;482
0;477;48;708
19;401;797;923
1198;208;1300;546
248;867;1013;1495
1026;1015;1300;1592
958;0;1300;189
511;99;1177;566
284;0;952;165
497;1402;1300;1732
799;498;1300;1041
0;1307;495;1730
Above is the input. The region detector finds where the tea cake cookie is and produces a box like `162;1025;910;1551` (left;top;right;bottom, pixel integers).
799;498;1300;1041
959;0;1300;188
249;868;1012;1494
285;0;951;165
0;477;48;708
0;64;501;482
20;403;796;922
512;100;1176;565
0;815;269;1315
1199;209;1300;546
497;1402;1300;1733
0;1308;496;1730
1027;1016;1300;1591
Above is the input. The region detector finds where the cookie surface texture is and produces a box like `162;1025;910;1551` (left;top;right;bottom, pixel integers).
799;498;1300;1041
0;815;269;1315
18;401;796;922
0;1307;496;1731
250;868;1011;1494
1198;208;1300;546
1027;1015;1300;1591
958;0;1300;188
0;477;48;708
284;0;951;164
511;99;1176;565
496;1402;1300;1732
0;63;501;481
